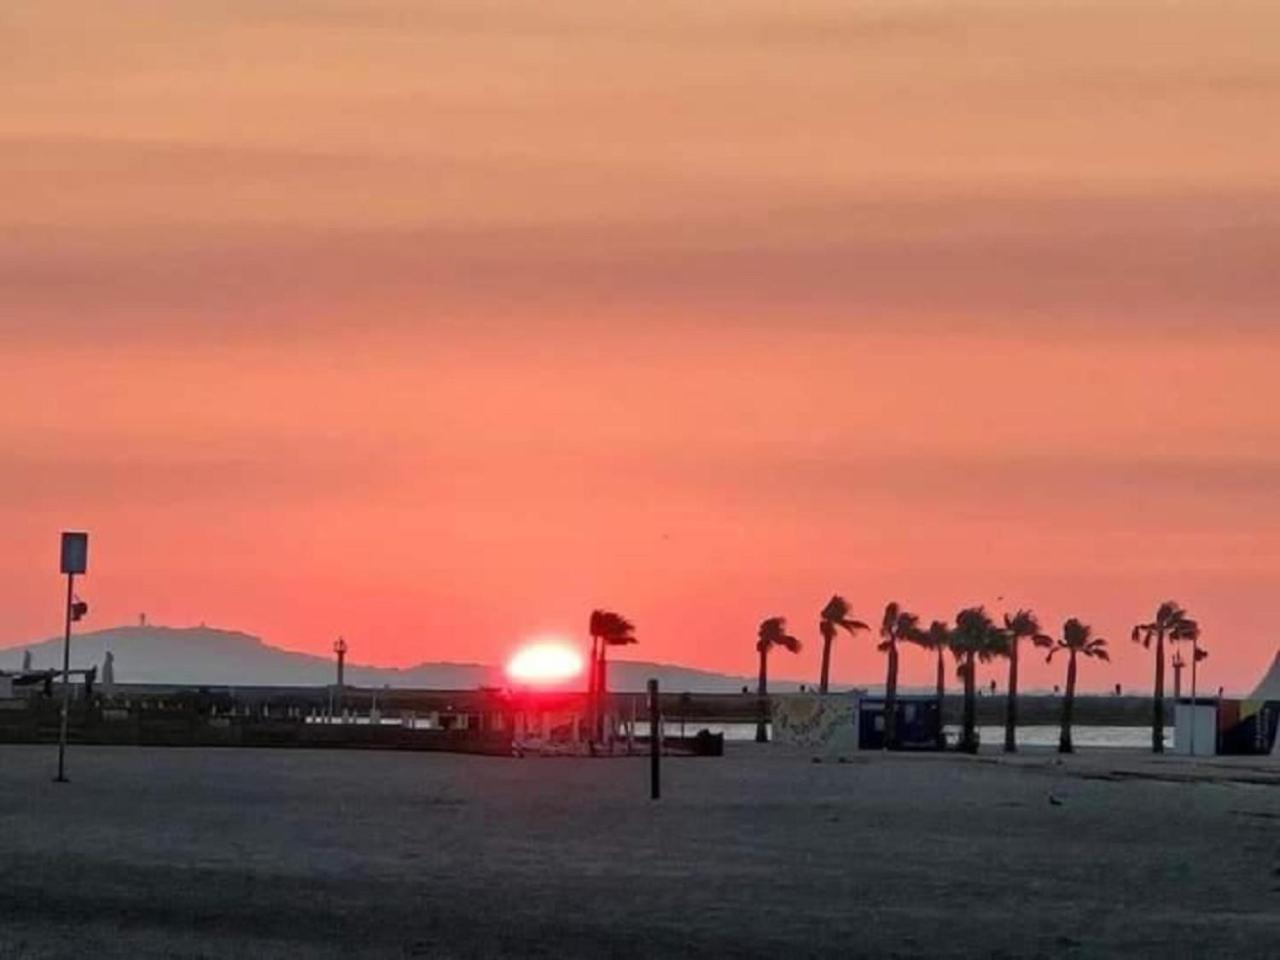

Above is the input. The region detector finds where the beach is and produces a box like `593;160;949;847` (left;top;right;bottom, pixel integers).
1;744;1276;958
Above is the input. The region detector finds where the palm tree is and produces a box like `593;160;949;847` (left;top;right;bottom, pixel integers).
817;595;869;695
908;620;952;749
951;607;1009;753
1132;601;1198;753
1001;610;1052;753
879;603;921;749
588;610;637;741
756;617;801;743
1047;618;1109;753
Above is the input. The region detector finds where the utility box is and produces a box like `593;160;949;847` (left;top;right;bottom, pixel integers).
1174;699;1217;756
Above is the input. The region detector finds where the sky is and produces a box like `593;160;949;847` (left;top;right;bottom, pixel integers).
2;1;1278;693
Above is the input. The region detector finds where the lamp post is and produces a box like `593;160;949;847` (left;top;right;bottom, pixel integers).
1189;641;1208;756
55;532;89;783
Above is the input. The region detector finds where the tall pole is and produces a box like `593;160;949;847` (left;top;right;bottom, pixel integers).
648;679;661;800
55;572;75;783
1189;643;1199;757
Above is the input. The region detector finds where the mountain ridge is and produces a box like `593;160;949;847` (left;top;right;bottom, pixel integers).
0;624;802;693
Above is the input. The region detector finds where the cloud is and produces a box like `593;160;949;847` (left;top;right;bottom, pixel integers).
4;183;1278;342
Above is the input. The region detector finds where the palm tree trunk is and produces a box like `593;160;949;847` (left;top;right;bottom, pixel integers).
587;636;599;744
935;648;946;750
818;636;832;696
1004;637;1019;753
597;644;609;742
755;647;769;743
883;642;899;749
1153;630;1165;753
1059;651;1077;753
963;653;978;753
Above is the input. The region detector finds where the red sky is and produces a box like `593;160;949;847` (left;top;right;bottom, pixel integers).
2;2;1278;693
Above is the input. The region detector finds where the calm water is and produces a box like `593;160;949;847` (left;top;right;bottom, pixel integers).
685;721;1164;749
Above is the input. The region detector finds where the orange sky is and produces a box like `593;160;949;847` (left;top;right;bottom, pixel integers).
2;1;1278;692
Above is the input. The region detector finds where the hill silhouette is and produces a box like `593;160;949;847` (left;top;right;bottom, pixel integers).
0;625;794;693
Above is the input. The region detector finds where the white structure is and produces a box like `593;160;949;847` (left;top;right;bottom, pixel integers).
1173;700;1217;756
772;693;862;756
1248;651;1280;701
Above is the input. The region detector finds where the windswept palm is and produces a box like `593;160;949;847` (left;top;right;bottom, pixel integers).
756;617;801;743
817;595;869;695
1047;618;1109;753
879;603;921;749
1001;610;1052;753
588;610;637;741
908;620;952;749
1132;601;1197;753
951;607;1010;754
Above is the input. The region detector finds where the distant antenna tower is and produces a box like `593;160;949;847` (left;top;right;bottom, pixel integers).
333;636;348;718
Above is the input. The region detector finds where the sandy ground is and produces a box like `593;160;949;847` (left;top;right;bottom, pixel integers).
0;744;1277;959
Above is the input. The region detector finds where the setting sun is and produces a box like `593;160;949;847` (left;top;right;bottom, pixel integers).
506;641;584;686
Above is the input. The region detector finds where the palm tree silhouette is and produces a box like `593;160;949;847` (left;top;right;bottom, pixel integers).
588;610;637;741
756;617;801;743
909;620;952;749
817;595;869;695
1001;610;1052;753
1132;601;1197;753
1047;618;1109;753
879;603;921;749
951;607;1009;754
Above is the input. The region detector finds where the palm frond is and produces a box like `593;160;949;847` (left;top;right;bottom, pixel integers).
590;609;636;645
820;596;868;639
1156;601;1186;628
910;620;952;652
1004;609;1042;639
820;595;851;623
759;616;801;655
880;602;900;636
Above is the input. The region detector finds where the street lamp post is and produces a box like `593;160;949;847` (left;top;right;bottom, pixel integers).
1188;641;1207;756
55;532;89;783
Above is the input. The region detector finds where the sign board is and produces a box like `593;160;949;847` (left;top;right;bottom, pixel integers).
60;532;89;575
